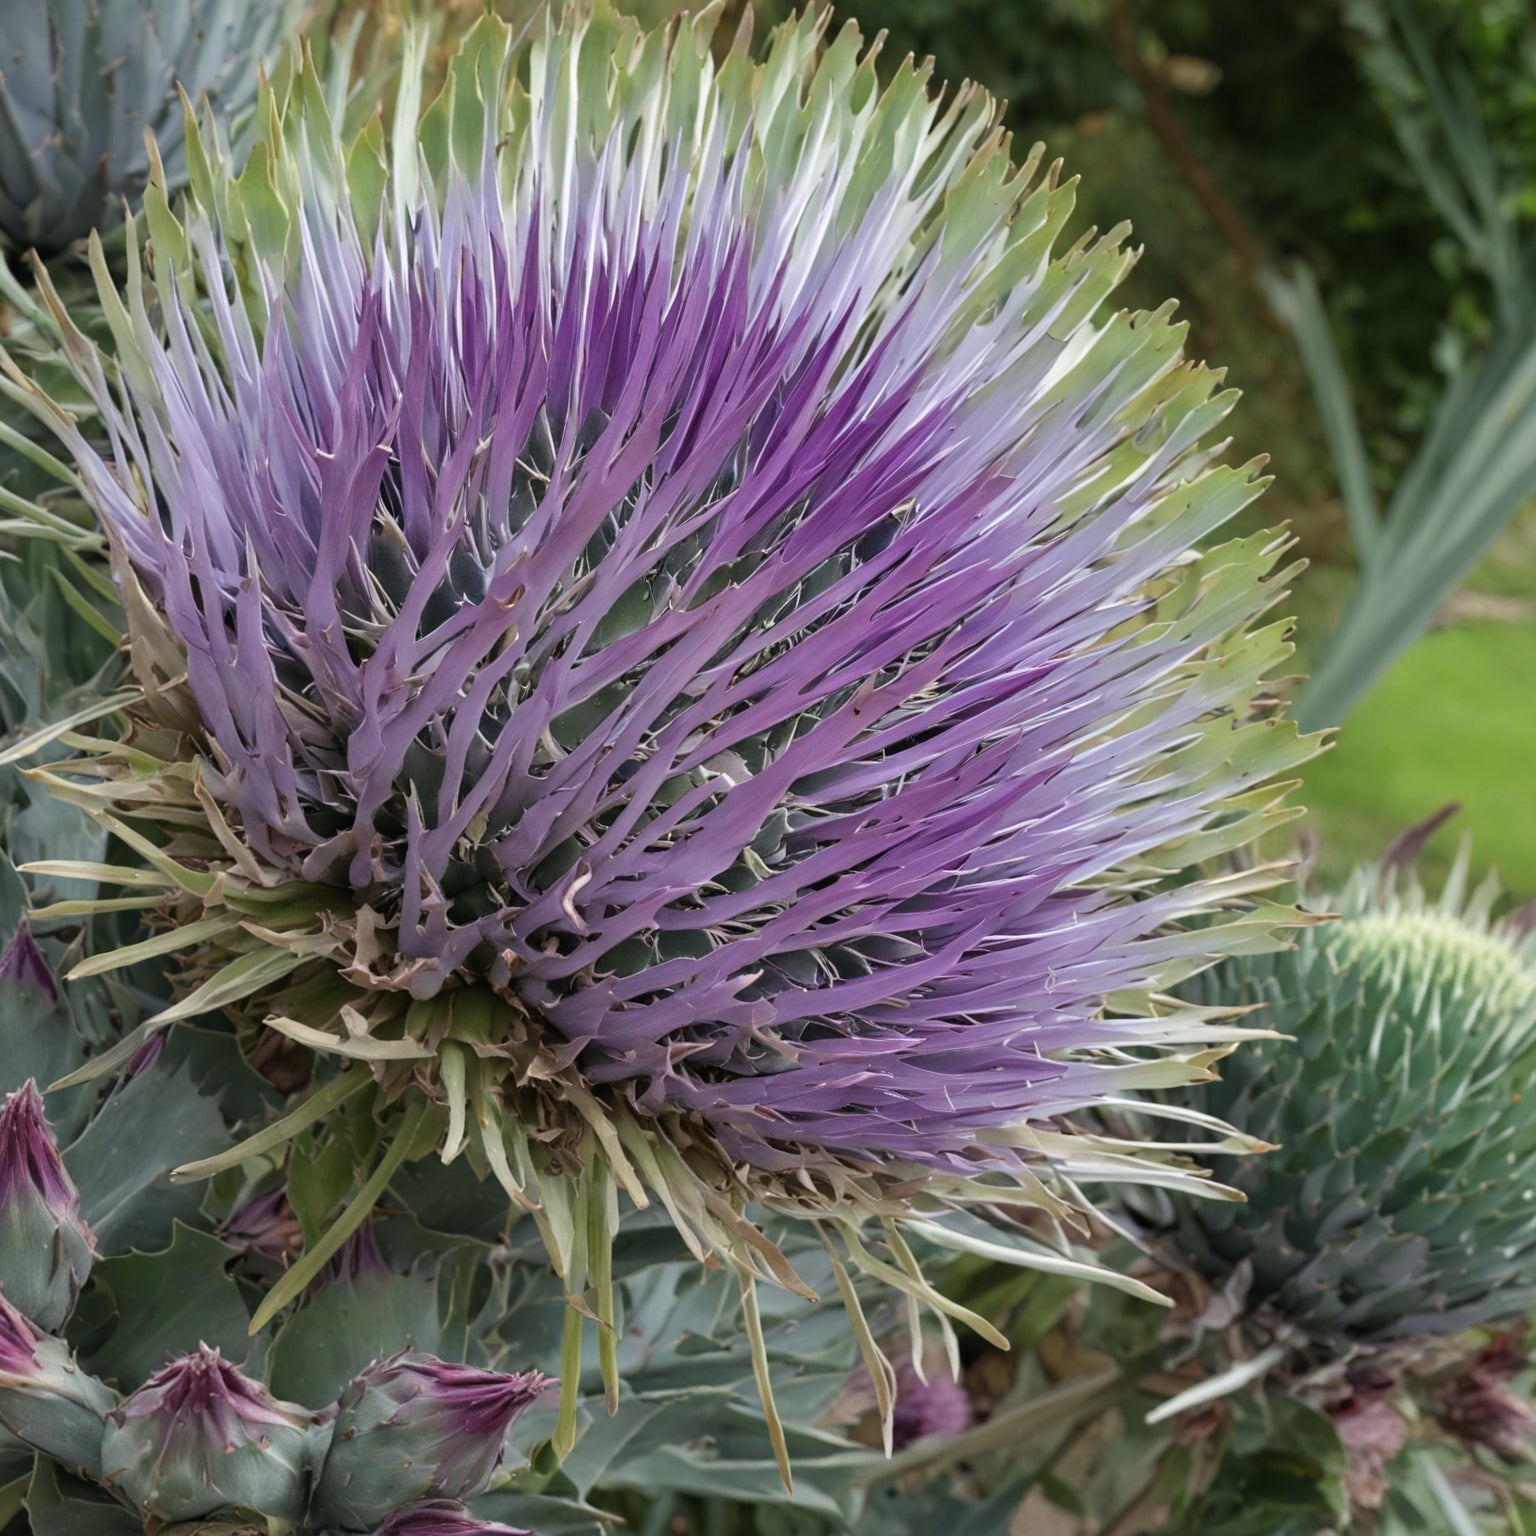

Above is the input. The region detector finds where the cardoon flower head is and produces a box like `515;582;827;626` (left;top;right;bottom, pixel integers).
0;1079;94;1329
373;1502;530;1536
1155;854;1536;1347
100;1344;316;1522
0;1289;117;1478
14;2;1311;1443
312;1352;548;1530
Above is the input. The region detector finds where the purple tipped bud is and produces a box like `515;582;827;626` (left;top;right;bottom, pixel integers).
100;1344;318;1522
121;1033;167;1081
316;1219;391;1290
220;1187;304;1265
0;1290;116;1478
891;1356;973;1450
312;1353;549;1531
0;1080;93;1329
0;922;57;1004
373;1501;531;1536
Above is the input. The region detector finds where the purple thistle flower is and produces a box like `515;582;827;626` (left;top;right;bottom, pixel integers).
24;4;1313;1424
0;1079;93;1330
0;922;58;1004
0;1288;117;1478
100;1344;317;1522
373;1501;530;1536
312;1352;549;1530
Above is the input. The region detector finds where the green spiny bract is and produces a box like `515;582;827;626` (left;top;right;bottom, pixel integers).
0;0;302;261
1160;858;1536;1346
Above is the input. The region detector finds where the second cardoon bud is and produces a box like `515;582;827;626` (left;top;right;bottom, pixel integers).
0;1290;116;1478
311;1354;548;1531
0;1079;93;1329
100;1345;318;1522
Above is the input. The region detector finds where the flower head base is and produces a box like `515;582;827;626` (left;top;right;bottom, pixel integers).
17;1;1311;1453
100;1344;316;1522
374;1502;530;1536
1158;857;1536;1345
312;1352;548;1531
0;1079;93;1330
0;1289;117;1478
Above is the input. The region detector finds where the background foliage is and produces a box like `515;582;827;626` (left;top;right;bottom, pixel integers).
772;0;1536;894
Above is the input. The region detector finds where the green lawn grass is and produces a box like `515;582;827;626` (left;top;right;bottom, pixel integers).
1297;617;1536;898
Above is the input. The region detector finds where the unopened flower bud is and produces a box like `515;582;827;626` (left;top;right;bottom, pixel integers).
0;1080;93;1329
0;922;58;1004
372;1501;531;1536
315;1219;391;1291
0;1289;116;1478
100;1345;318;1522
891;1354;973;1450
220;1188;303;1266
312;1354;548;1531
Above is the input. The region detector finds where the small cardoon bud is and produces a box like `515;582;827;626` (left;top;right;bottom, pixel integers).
1433;1330;1536;1462
0;921;58;1004
100;1345;317;1522
312;1354;548;1531
0;1080;93;1329
220;1188;303;1266
891;1355;973;1450
372;1501;530;1536
0;1290;116;1478
316;1220;391;1290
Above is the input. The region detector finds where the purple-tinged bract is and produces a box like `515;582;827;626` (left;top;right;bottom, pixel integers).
14;0;1313;1442
0;1079;93;1329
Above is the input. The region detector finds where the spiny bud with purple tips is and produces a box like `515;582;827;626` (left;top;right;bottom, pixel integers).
312;1353;548;1531
0;921;57;1004
100;1345;317;1522
0;1289;116;1478
372;1502;530;1536
0;1080;93;1329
